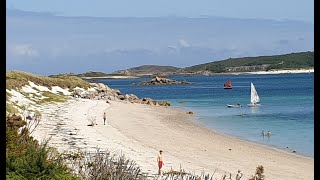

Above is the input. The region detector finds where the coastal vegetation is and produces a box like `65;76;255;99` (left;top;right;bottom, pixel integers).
6;114;152;179
46;51;314;78
50;71;133;78
113;65;180;75
38;92;69;104
108;51;314;76
6;114;77;179
184;51;314;73
6;71;91;90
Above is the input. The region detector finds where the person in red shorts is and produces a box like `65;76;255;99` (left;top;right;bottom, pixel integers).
157;150;164;176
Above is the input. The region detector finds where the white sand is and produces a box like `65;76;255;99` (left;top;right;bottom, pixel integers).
51;86;72;95
29;81;51;92
7;89;36;106
31;99;314;179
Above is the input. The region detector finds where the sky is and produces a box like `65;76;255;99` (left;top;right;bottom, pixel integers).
6;0;314;75
6;0;314;23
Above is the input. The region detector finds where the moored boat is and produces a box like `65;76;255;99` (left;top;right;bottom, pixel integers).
227;103;242;108
224;80;232;89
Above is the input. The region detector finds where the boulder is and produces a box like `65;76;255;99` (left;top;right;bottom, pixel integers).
118;95;126;100
112;89;122;95
97;83;111;92
155;76;161;82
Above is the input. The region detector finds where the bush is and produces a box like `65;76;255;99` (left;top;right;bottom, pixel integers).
64;149;146;180
249;165;265;180
6;114;78;180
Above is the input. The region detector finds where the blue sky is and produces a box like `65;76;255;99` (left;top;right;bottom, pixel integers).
6;1;314;75
7;0;314;22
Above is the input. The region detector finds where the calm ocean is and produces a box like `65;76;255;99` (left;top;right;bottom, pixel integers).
97;73;314;157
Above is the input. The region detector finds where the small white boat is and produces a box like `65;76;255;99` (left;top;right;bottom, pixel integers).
247;82;261;107
227;104;242;108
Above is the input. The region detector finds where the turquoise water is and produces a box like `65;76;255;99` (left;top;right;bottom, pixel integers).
97;73;314;157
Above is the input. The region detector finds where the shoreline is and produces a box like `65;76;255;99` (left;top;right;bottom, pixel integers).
228;68;314;75
31;98;313;179
80;68;314;79
184;112;314;159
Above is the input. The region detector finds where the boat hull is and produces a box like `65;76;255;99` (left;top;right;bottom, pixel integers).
247;103;261;107
227;104;241;108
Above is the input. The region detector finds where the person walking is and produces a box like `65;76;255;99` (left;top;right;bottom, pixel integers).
103;112;107;125
157;150;164;176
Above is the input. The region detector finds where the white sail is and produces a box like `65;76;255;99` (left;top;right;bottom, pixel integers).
250;82;260;104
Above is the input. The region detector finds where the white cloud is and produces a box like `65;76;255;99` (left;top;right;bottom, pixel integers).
10;44;39;57
178;39;190;47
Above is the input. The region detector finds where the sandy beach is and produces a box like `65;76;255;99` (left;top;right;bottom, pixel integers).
31;98;314;179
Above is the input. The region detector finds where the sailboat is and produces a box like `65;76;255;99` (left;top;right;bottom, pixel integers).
247;82;260;107
224;80;232;89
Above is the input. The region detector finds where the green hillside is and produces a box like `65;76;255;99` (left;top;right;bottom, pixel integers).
183;51;314;73
113;65;180;75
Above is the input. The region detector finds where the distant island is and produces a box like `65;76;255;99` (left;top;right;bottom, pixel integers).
50;51;314;78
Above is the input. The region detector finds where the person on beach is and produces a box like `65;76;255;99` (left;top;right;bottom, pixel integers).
103;112;106;125
266;130;271;137
236;170;243;180
261;130;265;136
157;150;164;176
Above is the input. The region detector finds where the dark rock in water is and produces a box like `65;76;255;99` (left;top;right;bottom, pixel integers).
133;76;191;86
292;150;296;153
187;111;194;114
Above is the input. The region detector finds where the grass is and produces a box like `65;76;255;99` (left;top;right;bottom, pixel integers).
39;92;69;104
6;103;19;115
6;71;91;90
29;92;43;99
64;149;146;179
6;91;12;101
32;87;41;92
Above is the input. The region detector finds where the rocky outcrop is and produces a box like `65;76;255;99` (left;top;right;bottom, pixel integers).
72;83;171;107
133;76;190;86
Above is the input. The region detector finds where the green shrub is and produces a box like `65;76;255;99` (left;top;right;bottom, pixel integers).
6;114;78;180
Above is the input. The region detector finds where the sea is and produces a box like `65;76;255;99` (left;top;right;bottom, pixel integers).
96;73;314;157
